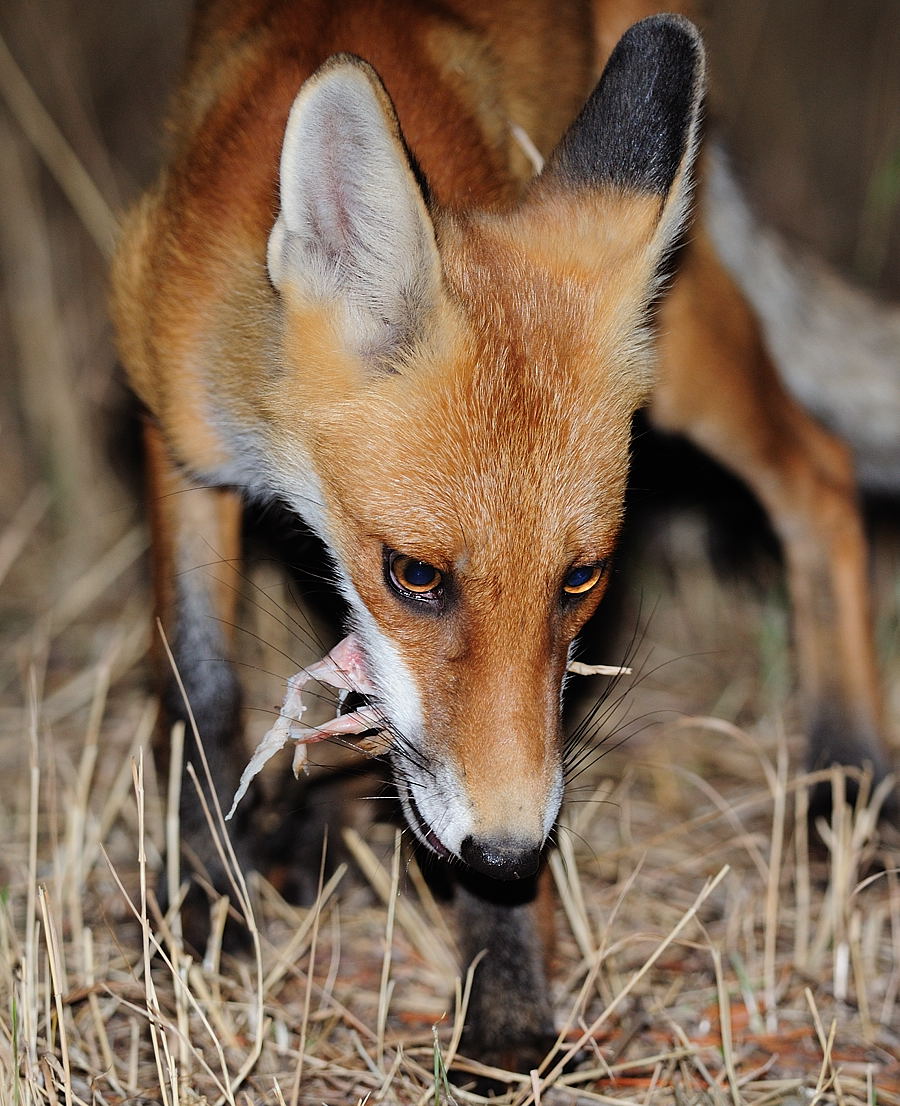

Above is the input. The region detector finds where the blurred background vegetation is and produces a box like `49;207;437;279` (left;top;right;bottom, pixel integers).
709;0;900;296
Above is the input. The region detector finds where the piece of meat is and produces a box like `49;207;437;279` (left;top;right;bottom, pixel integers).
226;634;378;819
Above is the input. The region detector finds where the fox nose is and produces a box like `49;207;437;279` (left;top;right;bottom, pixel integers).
460;835;542;881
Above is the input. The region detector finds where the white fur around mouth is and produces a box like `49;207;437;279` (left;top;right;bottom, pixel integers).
400;784;452;859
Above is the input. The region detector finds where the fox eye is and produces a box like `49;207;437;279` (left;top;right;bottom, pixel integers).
562;561;607;596
387;551;444;601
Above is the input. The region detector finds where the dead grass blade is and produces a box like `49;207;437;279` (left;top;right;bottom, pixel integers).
519;865;731;1105
0;29;117;256
0;487;50;590
158;622;267;1097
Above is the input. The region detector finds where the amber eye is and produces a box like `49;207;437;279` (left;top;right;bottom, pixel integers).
562;561;606;596
387;552;443;598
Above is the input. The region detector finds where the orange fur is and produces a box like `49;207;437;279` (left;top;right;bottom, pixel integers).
112;1;692;850
112;0;890;1064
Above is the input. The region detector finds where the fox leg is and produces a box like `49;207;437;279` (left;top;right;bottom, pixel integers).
144;419;253;943
651;230;893;810
455;865;557;1076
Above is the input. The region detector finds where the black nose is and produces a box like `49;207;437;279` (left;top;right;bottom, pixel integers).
460;835;542;881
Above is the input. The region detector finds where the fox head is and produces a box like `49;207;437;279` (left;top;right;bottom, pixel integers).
263;16;705;878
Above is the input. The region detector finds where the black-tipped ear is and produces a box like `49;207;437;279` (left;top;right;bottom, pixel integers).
548;14;705;196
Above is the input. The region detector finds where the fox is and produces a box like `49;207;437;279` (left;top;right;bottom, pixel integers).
111;0;894;1073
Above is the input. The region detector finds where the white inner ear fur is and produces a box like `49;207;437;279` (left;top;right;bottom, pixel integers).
267;60;440;361
647;99;704;288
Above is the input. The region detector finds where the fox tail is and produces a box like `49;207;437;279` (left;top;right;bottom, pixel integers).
705;143;900;494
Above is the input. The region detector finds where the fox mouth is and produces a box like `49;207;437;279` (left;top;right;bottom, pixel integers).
402;784;452;859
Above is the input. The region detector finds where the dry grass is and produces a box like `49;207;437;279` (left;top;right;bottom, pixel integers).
1;1;898;1103
1;505;898;1104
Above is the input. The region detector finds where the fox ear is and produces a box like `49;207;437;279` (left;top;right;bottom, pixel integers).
540;14;705;256
268;56;440;364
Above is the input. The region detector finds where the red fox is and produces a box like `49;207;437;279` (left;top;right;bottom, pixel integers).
111;0;893;1072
